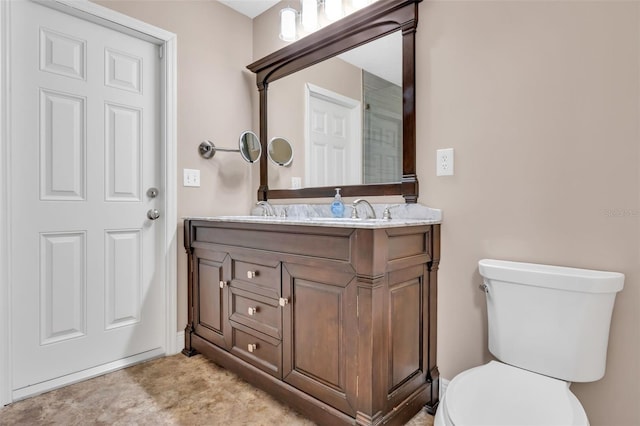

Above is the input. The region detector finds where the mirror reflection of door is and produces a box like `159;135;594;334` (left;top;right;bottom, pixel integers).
363;71;402;184
305;84;362;187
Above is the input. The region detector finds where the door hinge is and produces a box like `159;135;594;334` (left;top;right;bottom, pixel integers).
356;375;359;396
158;45;164;59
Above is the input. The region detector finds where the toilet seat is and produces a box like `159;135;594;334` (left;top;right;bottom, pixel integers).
442;361;588;426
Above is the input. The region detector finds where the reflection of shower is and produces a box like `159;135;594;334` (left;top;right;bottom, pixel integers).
362;71;402;184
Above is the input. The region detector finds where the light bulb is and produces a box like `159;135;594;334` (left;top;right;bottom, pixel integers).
324;0;343;21
279;7;297;42
301;0;318;32
352;0;370;10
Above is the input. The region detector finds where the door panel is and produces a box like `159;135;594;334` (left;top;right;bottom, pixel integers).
39;231;87;345
10;0;164;391
385;264;429;405
104;230;142;330
39;89;86;200
389;277;421;390
105;103;142;201
282;262;357;416
193;249;231;350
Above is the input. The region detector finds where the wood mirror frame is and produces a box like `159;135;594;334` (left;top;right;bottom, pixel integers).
248;0;421;203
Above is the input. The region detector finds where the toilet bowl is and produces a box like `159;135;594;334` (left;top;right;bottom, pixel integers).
434;259;624;426
434;361;588;426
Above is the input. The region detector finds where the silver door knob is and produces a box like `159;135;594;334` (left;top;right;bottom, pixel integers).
147;187;159;198
147;209;160;220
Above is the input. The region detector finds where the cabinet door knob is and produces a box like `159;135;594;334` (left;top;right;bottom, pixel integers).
219;281;227;288
247;307;258;316
246;271;256;279
279;297;289;307
247;343;257;353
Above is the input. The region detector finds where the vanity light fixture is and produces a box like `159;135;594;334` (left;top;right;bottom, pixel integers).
324;0;343;21
279;6;297;41
279;0;375;42
301;0;319;32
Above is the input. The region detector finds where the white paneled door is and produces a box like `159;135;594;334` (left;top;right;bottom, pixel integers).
305;84;361;187
9;1;165;394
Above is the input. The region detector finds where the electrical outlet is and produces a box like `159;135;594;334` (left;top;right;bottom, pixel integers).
291;177;302;189
436;148;454;176
183;168;200;187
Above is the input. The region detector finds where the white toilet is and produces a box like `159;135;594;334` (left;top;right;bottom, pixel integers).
435;259;624;426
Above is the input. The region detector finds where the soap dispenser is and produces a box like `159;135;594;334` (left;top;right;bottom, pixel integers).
331;188;345;218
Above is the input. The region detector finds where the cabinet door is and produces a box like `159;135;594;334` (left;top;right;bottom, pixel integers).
282;262;358;416
192;248;231;350
385;263;429;406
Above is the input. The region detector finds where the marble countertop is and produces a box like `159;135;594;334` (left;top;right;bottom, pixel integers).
187;203;442;229
187;215;440;229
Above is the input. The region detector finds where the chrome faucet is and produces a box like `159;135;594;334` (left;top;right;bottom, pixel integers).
255;201;275;217
351;199;376;219
382;204;402;220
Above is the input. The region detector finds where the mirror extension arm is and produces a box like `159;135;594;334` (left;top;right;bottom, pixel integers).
198;140;238;159
199;131;262;164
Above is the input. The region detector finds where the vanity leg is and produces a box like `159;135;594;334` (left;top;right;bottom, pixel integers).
182;323;197;357
425;366;440;415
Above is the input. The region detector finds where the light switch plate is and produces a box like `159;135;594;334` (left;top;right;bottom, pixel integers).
183;168;200;187
436;148;454;176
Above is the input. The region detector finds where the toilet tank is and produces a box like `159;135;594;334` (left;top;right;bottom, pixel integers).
478;259;624;383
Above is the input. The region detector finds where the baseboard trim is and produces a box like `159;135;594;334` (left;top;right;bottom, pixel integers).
175;330;185;354
12;347;165;401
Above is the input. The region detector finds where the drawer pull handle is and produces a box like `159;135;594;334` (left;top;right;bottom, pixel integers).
247;271;256;279
279;297;289;307
219;281;227;289
247;343;257;353
247;307;258;316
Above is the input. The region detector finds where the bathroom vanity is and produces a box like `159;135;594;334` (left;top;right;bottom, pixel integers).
183;216;441;425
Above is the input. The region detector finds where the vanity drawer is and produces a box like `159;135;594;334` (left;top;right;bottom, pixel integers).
229;287;281;339
232;257;281;294
231;324;281;378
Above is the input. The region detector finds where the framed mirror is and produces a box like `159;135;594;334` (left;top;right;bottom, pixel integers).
248;0;421;203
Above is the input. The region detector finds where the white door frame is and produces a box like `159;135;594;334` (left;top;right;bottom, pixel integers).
0;0;177;405
304;83;362;187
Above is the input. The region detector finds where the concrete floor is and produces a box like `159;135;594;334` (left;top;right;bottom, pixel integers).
0;354;435;425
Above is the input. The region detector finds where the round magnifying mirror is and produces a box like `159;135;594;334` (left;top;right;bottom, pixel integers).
267;137;294;167
239;131;261;163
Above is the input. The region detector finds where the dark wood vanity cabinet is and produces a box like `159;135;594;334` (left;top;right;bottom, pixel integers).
183;219;441;425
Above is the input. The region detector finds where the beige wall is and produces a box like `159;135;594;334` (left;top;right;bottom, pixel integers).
95;0;257;335
96;1;639;424
418;2;639;425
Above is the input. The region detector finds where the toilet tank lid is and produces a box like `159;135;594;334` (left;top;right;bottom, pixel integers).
479;259;624;293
